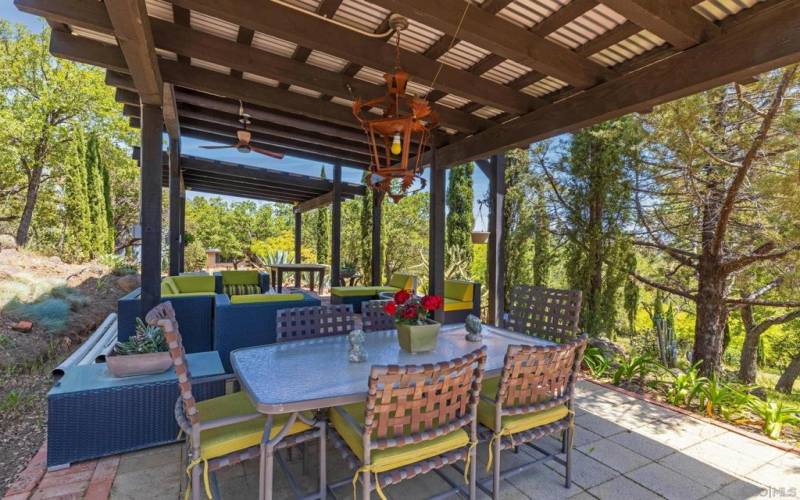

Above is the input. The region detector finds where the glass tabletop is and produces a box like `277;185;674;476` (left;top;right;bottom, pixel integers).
231;324;552;414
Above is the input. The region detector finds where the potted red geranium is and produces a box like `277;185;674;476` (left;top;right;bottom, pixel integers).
384;289;443;353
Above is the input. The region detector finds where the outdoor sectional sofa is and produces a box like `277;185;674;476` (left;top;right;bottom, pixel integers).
330;273;417;313
213;270;270;296
213;292;321;372
442;279;481;324
117;275;217;353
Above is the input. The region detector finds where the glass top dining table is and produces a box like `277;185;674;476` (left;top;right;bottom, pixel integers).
230;324;553;414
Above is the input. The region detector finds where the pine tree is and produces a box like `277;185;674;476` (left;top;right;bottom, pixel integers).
314;166;330;263
84;133;108;257
101;157;115;253
446;163;474;270
62;133;92;262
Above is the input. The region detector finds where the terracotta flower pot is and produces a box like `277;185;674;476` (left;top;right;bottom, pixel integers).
106;352;172;378
471;231;490;244
396;320;441;353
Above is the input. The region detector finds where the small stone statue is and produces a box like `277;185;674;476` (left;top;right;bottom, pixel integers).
465;314;483;342
348;329;367;362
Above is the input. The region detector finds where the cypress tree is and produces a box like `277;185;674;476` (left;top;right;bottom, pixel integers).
314;166;330;263
502;148;536;304
359;172;373;282
62;133;92;262
531;177;550;287
84;133;108;257
445;163;474;269
100;158;115;253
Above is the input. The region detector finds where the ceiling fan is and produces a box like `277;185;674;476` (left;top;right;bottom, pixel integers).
199;101;284;159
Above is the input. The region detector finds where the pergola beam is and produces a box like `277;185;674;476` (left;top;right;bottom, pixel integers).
103;0;162;105
600;0;718;50
162;83;180;140
435;0;800;166
168;0;542;115
370;0;614;89
293;192;334;214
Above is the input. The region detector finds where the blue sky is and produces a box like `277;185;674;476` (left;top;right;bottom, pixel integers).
1;4;493;229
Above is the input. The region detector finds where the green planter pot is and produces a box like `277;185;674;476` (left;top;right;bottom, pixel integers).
396;320;441;353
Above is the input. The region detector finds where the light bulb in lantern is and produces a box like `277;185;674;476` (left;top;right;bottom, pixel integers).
390;133;402;155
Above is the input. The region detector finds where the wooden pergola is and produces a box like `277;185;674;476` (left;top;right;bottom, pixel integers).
15;0;800;323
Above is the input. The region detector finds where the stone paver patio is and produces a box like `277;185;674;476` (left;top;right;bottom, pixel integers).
7;380;799;499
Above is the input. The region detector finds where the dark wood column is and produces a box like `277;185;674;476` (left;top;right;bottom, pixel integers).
178;172;185;273
330;162;342;288
294;211;302;287
487;153;506;326
139;104;163;316
428;150;445;323
371;191;384;286
168;137;181;276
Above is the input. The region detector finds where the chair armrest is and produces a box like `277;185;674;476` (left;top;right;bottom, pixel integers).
215;293;231;306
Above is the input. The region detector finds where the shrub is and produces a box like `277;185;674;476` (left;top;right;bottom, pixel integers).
664;362;708;407
5;297;71;332
98;254;137;275
746;397;800;440
583;346;611;378
700;376;748;418
612;354;661;386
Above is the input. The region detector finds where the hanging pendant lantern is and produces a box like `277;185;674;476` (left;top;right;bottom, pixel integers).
353;16;438;202
472;195;490;244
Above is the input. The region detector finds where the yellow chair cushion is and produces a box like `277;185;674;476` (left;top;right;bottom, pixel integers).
330;286;395;297
387;274;415;290
444;298;473;312
221;270;260;285
478;376;569;434
444;280;474;302
162;292;216;298
196;392;312;461
230;293;304;304
330;401;469;473
161;278;179;295
173;275;216;293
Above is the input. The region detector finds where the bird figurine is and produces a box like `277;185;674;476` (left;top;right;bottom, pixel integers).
465;314;483;342
348;329;367;362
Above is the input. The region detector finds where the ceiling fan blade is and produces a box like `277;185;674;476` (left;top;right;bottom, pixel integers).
237;129;251;143
250;146;284;159
199;145;235;149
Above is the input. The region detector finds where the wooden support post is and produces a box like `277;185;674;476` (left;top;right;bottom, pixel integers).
139;104;163;316
428;150;445;323
487;153;506;326
178;172;185;273
371;191;383;286
168;137;181;276
294;211;302;287
330;162;342;288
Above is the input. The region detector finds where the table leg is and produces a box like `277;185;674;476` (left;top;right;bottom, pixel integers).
309;270;315;292
319;269;326;293
277;270;283;293
259;412;325;500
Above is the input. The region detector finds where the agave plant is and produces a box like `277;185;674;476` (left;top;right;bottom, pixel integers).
664;362;708;407
746;397;800;440
700;376;748;418
612;354;661;386
583;346;611;379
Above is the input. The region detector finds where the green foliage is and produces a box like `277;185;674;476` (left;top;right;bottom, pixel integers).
98;254;137;276
653;292;678;368
313;166;330;264
700;376;748;418
502;148;538;301
746;397;800;439
583;346;611;378
622;253;639;335
84;133;109;258
61;133;92;262
664;362;709;407
360;179;373;282
612;354;660;386
446;163;474;268
114;318;168;355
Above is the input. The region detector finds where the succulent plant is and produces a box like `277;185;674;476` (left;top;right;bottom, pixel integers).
114;318;168;355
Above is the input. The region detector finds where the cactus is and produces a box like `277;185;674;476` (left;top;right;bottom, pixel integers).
653;292;678;368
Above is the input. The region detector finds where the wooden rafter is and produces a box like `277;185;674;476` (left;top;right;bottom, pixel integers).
601;0;718;50
103;0;162;105
162;83;180;140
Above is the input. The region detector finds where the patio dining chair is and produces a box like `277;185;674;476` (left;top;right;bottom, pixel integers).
504;285;582;344
361;299;396;332
276;304;355;342
145;302;326;500
478;336;587;500
329;347;486;500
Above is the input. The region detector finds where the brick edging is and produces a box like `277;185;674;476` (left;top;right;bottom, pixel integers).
582;376;800;454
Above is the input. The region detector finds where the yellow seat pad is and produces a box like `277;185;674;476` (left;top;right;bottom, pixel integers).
478;376;569;434
444;298;473;312
197;392;312;460
230;293;304;304
330;401;468;473
330;286;395;297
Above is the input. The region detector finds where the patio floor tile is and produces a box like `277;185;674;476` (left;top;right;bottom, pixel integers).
506;462;583;500
717;478;771;499
625;462;714;500
681;439;772;476
574;413;627;438
544;450;619;489
658;450;740;491
745;462;800;492
608;430;677;460
586;476;661;500
577;439;651;473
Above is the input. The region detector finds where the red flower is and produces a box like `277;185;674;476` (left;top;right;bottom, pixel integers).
401;307;417;320
383;301;397;315
420;295;443;312
394;289;411;305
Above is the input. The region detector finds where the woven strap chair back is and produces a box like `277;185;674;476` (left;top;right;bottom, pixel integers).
505;285;582;344
495;336;587;414
145;301;200;426
365;347;486;443
276;304;355;342
361;300;396;332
